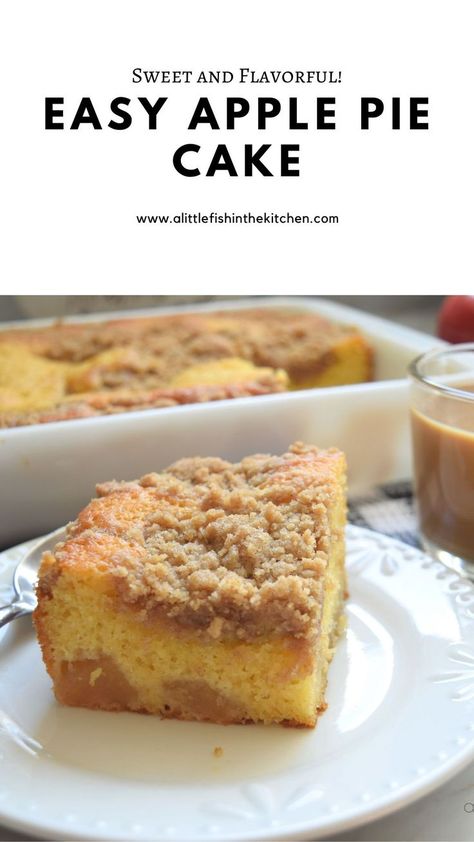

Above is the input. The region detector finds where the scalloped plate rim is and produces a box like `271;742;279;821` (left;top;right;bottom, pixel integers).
0;525;473;842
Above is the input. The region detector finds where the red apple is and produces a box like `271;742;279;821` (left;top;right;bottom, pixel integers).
438;296;474;343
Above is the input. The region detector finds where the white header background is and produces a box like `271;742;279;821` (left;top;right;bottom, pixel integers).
1;0;472;294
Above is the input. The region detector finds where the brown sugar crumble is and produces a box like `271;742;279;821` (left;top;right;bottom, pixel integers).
0;308;356;374
0;308;373;427
40;442;345;642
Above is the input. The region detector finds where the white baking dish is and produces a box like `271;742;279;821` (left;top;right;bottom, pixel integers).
0;297;443;547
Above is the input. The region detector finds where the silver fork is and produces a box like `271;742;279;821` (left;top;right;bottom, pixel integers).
0;528;66;629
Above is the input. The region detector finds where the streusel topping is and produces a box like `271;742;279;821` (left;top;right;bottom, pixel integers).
42;442;345;640
0;308;367;427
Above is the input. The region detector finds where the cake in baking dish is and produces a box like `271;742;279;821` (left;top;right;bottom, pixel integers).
34;442;347;727
0;308;373;426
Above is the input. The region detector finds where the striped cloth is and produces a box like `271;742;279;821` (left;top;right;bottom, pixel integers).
348;482;420;548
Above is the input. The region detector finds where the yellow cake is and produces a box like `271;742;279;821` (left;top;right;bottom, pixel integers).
34;442;347;727
0;308;373;427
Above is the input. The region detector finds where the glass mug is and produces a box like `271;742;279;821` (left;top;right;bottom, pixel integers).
409;344;474;578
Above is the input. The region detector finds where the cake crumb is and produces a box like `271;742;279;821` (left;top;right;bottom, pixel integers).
213;746;223;758
89;667;103;686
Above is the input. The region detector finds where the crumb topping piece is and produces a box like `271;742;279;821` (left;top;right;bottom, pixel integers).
42;442;345;640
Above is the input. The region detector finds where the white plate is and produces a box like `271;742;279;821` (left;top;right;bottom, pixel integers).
0;526;473;842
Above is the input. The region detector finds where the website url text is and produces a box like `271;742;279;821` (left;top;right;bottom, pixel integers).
136;212;339;225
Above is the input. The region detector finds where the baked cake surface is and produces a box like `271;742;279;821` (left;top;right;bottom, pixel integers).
0;308;373;426
34;441;347;727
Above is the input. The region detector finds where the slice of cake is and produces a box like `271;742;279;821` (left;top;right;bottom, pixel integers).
34;442;347;727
